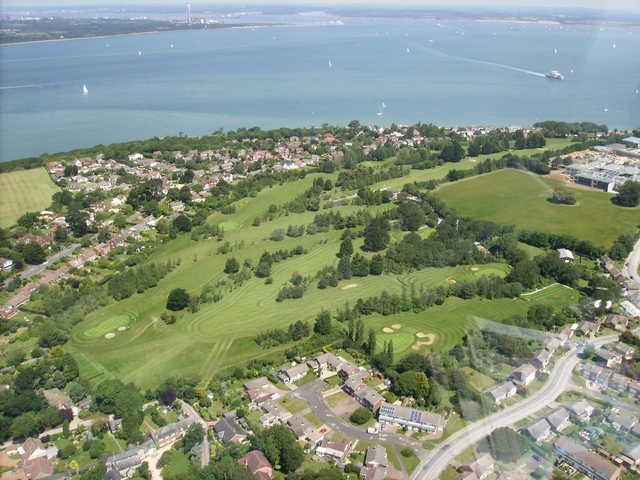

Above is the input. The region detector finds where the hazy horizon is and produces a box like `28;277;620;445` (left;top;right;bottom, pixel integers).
3;0;640;12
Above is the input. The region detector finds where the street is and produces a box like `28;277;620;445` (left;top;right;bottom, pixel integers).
180;400;210;467
19;243;80;281
625;237;640;289
411;335;617;480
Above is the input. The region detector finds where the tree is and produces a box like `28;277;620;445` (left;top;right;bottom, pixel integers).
351;254;369;277
337;256;352;279
172;214;192;232
66;209;89;236
22;242;46;265
440;139;464;162
367;329;377;355
550;186;576;205
613;181;640;207
397;201;426;231
253;425;304;473
314;310;332;335
370;255;384;275
483;427;525;463
350;407;372;425
514;129;526;149
224;257;240;274
182;424;204;453
166;288;190;311
363;216;390;252
338;238;353;258
17;212;38;229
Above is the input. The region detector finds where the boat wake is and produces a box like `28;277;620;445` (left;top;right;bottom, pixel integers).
415;43;546;79
0;82;58;90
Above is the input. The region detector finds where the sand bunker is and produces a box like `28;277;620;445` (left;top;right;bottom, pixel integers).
447;278;457;285
382;327;394;333
341;284;359;290
470;267;479;272
413;332;437;347
117;326;128;332
391;324;401;330
104;333;116;339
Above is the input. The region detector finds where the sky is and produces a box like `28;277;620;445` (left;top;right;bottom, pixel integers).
3;0;640;10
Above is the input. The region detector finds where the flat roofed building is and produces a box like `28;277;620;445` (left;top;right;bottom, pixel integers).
378;402;444;433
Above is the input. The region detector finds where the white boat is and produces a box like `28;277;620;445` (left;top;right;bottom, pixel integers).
82;84;89;95
381;102;387;109
170;44;174;49
328;60;333;68
406;47;411;53
138;51;142;56
545;70;564;80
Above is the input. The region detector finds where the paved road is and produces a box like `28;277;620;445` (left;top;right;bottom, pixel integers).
180;400;210;467
19;243;80;281
625;237;640;289
411;335;617;480
569;383;640;416
294;380;426;455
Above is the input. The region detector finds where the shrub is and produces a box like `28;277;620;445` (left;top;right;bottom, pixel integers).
166;288;190;311
350;407;372;425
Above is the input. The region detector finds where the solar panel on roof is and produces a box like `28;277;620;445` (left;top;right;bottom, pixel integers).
410;410;422;423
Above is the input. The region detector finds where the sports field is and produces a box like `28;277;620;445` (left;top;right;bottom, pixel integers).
437;169;640;248
0;168;59;227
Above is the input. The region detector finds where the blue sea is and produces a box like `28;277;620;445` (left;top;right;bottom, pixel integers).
1;15;639;161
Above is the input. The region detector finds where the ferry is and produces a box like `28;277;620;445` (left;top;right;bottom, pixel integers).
545;70;565;80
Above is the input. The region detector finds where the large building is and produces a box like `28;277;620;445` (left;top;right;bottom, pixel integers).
554;436;621;480
378;402;444;434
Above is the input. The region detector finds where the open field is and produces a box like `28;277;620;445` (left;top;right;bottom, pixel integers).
69;167;579;389
0;168;59;227
437;169;640;247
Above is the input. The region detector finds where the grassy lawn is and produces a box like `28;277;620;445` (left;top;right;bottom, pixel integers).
462;367;495;392
0;168;59;227
159;450;191;479
325;391;350;409
437;169;640;248
278;397;308;415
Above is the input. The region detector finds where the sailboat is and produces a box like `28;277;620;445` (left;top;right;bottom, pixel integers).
170;43;175;49
328;60;333;68
381;102;387;109
138;50;142;56
82;84;89;96
553;47;558;55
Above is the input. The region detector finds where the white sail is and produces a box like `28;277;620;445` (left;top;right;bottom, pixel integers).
82;84;89;95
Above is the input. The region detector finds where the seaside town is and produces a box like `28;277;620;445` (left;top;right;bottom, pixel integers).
0;120;640;480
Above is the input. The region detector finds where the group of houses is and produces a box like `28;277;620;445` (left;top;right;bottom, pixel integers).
523;399;595;443
0;438;58;480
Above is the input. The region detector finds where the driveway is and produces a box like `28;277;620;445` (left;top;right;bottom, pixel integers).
293;379;426;455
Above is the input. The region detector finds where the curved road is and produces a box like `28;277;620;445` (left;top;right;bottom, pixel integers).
411;335;617;480
625;237;640;288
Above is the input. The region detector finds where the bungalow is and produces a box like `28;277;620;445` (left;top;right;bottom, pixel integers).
485;381;517;405
546;407;571;432
259;400;291;428
557;248;575;263
609;373;631;394
612;342;635;360
566;399;595;423
577;321;600;337
287;415;318;444
244;377;280;406
554;436;621;480
316;440;352;464
237;450;273;480
278;363;309;383
308;353;344;375
629;380;640;398
378;402;444;434
524;418;552;443
361;445;388;480
458;453;495;480
581;363;612;387
509;364;537;387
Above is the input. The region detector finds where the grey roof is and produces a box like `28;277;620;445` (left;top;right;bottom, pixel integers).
214;417;245;442
365;445;388;467
546;407;570;430
525;418;551;441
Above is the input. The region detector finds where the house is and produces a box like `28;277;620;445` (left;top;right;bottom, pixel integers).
278;363;309;383
532;349;553;371
42;388;72;411
607;410;637;432
316;440;352;464
352;385;385;412
524;418;552;443
151;418;196;448
566;399;595;423
287;415;316;443
237;450;273;480
0;258;13;272
22;457;53;480
605;315;629;331
458;453;495;480
108;415;123;433
259;400;291;428
214;416;247;444
244;377;280;406
378;402;444;434
554;436;621;480
485;381;517;405
577;321;600;337
360;445;388;480
595;348;622;368
105;441;155;478
308;353;344;375
581;363;612;387
509;364;537;387
557;248;575;263
546;407;571;432
612;342;635;360
609;373;631;393
17;439;57;462
622;443;640;467
629;380;640;399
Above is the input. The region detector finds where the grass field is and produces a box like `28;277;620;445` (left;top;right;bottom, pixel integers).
69;169;580;389
0;168;59;227
437;169;640;248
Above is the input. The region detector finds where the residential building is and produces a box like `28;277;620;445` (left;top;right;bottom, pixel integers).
351;384;385;412
532;349;553;371
557;248;575;263
595;348;622;368
605;315;629;331
581;363;612;387
554;436;621;480
577;321;600;337
509;364;537;387
244;377;280;406
485;381;517;405
612;342;635;360
524;418;552;443
458;453;495;480
360;445;388;480
378;402;444;434
609;373;631;393
566;399;595;423
0;258;13;272
214;416;247;444
607;410;637;432
259;400;291;427
151;418;196;448
278;363;309;383
316;440;352;464
237;450;272;480
546;407;571;432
